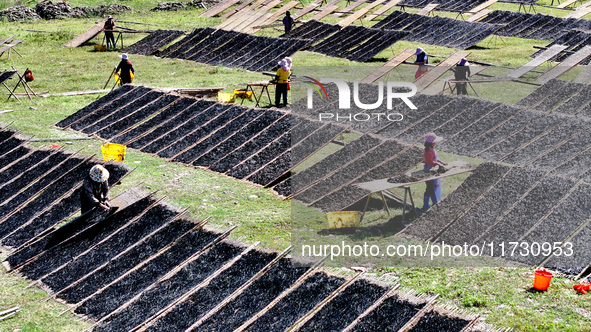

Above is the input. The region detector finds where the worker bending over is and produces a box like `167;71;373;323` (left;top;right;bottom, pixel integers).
81;165;111;214
275;57;291;107
414;47;429;79
420;133;447;214
104;15;116;51
116;54;135;85
451;57;470;95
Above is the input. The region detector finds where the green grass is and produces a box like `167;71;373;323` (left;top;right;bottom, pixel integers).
0;252;92;332
0;2;590;331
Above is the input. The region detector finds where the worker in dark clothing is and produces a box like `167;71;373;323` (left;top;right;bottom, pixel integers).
414;47;429;79
104;15;116;51
275;58;291;107
282;11;295;33
116;54;135;85
81;165;111;214
451;57;471;95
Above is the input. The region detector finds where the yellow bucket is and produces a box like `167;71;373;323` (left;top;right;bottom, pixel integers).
101;143;127;162
327;211;361;229
218;92;235;103
233;89;253;100
114;71;134;85
94;44;106;52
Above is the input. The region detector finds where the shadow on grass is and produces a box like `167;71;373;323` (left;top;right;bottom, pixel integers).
317;212;417;241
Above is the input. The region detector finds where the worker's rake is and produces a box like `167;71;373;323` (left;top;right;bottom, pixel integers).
102;67;119;93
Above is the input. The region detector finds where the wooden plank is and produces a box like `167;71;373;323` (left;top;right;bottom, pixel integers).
505;44;567;79
465;9;491;22
250;0;272;9
220;0;256;18
219;9;256;30
421;65;487;95
201;0;243;17
257;1;299;28
365;0;402;21
355;161;475;193
220;9;258;30
63;21;105;48
414;50;471;91
338;0;386;26
261;0;282;10
574;64;591;83
557;0;578;8
0;35;15;46
333;0;368;17
417;3;438;16
235;11;272;32
311;4;339;20
0;39;23;54
469;0;497;13
292;1;321;20
566;5;591;18
360;48;415;83
537;45;591;83
48;89;111;97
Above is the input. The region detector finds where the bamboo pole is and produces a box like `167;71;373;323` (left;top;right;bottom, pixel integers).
26;196;167;289
131;242;261;332
80;225;236;332
49;212;204;303
286;272;365;331
232;257;328;332
341;285;401;332
185;246;293;331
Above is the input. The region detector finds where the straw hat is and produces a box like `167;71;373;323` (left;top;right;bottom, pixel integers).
121;54;128;60
415;47;424;55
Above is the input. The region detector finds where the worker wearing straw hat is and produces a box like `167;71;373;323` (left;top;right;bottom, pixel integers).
81;165;111;214
451;57;471;95
104;15;116;51
413;47;429;79
116;54;135;85
419;133;447;214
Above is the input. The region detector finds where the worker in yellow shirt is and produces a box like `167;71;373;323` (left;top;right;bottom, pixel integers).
275;58;291;107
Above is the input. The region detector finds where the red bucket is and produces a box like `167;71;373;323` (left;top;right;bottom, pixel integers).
533;270;553;291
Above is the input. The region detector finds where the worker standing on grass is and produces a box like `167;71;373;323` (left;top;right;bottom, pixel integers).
451;57;470;95
283;11;295;33
275;58;291;107
414;47;429;79
81;165;111;214
104;15;116;51
418;133;447;215
116;54;135;85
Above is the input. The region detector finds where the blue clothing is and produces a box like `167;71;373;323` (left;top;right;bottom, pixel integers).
416;52;428;65
423;181;442;210
422;148;441;210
